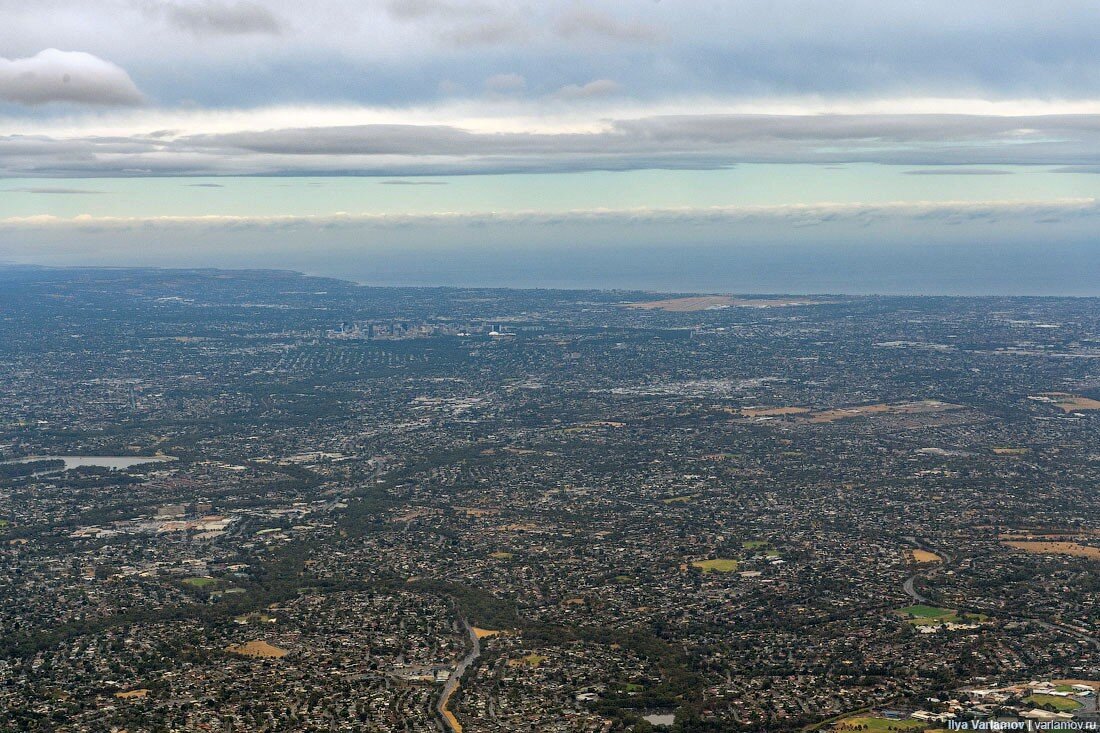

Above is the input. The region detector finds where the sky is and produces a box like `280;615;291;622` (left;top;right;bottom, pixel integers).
2;0;1100;293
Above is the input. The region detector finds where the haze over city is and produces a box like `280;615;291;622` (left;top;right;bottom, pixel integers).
2;1;1100;292
3;4;1100;733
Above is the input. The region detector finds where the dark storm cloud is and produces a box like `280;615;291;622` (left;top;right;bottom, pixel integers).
187;113;1100;161
7;113;1100;177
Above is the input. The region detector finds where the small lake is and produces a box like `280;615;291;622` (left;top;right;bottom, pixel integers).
642;713;676;727
2;455;176;470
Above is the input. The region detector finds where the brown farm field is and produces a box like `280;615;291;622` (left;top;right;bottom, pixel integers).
807;400;960;424
1000;529;1099;540
992;447;1030;455
625;295;826;312
907;549;942;564
226;640;288;658
1003;541;1100;560
1052;680;1100;691
739;406;811;417
1031;392;1100;412
115;689;150;699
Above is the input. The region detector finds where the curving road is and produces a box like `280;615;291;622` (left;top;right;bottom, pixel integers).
436;620;481;733
902;574;928;604
900;537;1099;650
901;536;946;605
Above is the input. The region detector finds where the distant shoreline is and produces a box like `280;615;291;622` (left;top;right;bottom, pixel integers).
4;263;1100;299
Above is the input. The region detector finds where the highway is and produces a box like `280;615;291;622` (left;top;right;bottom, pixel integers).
436;620;481;733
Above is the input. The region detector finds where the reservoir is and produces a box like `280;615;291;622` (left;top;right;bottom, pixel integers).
1;455;175;470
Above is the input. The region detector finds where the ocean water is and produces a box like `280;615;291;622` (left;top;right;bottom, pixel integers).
5;216;1099;296
319;239;1100;296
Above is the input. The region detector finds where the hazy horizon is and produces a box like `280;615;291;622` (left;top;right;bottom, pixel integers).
6;236;1100;297
3;1;1100;289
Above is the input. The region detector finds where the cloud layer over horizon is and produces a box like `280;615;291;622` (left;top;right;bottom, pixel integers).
5;2;1100;177
8;112;1100;178
2;1;1100;292
4;197;1098;231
